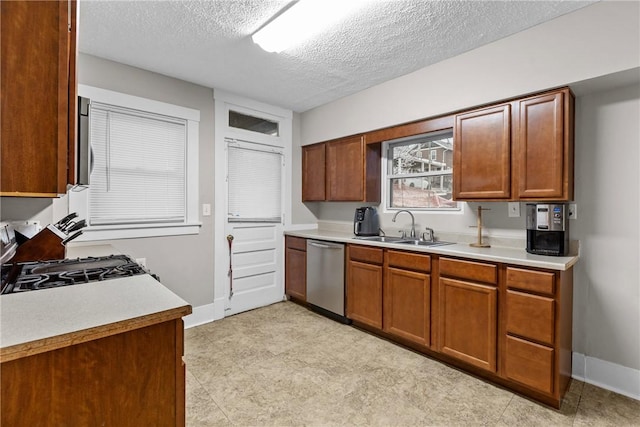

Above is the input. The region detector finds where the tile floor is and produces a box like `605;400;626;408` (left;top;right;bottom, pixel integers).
184;301;640;426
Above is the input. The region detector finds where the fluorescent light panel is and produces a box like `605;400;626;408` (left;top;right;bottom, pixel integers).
252;0;363;53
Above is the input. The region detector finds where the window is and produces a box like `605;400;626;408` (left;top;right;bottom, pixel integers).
385;130;459;210
229;110;279;136
69;85;200;240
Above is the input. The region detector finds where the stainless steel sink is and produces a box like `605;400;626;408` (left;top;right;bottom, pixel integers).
353;236;454;247
353;236;409;243
398;240;455;247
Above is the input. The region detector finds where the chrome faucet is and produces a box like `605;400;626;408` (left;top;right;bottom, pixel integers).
392;209;416;239
422;227;435;242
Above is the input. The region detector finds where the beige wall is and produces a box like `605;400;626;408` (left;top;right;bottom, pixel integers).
572;83;640;370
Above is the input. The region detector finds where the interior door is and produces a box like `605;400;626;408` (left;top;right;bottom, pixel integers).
224;139;284;316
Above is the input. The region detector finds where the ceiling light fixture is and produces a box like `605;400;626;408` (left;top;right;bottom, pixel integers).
252;0;364;53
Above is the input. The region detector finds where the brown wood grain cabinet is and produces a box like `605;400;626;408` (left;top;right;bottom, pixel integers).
1;0;77;197
454;104;512;199
302;143;326;201
383;251;431;347
502;266;573;404
346;245;383;329
1;319;186;427
285;236;307;301
302;135;380;202
516;90;574;200
453;87;574;201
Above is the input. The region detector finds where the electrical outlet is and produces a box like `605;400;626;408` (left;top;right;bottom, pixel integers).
202;203;211;216
568;203;577;219
508;202;520;218
136;258;147;268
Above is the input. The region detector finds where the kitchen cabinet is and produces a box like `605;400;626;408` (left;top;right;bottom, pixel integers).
502;266;573;401
453;87;574;201
346;244;383;329
383;250;431;347
1;0;77;197
1;319;186;426
302;143;326;201
438;257;498;372
285;236;307;301
302;134;381;202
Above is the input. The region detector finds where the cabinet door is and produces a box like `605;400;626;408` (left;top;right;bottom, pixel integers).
285;247;306;301
453;104;511;200
1;0;75;196
326;135;364;201
384;267;430;346
347;260;383;329
517;90;571;199
302;143;326;201
439;277;498;372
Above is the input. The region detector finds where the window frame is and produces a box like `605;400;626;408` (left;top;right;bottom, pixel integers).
382;130;461;213
68;85;201;241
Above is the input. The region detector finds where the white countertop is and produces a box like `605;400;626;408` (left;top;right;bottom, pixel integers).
0;274;191;362
286;229;578;271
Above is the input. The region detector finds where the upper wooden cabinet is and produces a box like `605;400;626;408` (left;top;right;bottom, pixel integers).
453;87;574;201
302;143;326;201
302;135;380;203
454;104;511;199
1;0;77;197
516;90;574;200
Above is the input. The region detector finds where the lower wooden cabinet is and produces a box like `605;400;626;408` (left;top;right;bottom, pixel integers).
339;241;573;408
285;236;307;301
439;277;498;372
383;250;431;347
502;266;573;404
346;245;383;329
1;320;186;426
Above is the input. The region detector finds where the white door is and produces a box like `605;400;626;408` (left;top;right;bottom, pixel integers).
224;139;285;316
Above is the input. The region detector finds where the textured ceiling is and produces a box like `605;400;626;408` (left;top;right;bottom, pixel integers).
79;0;596;112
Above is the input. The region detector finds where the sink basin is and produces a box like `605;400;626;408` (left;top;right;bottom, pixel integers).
353;236;409;243
398;240;455;247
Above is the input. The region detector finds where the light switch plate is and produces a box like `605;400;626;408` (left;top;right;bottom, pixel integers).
568;203;577;219
508;202;520;218
202;203;211;216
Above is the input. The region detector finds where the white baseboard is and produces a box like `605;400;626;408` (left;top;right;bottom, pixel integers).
573;352;640;400
183;303;215;329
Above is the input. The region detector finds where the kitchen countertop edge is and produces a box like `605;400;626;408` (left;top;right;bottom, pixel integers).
285;229;578;271
0;274;192;363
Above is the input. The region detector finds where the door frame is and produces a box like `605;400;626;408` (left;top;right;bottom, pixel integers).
213;90;293;320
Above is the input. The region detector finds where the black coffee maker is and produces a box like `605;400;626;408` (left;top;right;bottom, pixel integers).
353;207;379;236
526;203;569;256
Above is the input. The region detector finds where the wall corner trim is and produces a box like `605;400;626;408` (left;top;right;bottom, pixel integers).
572;352;640;401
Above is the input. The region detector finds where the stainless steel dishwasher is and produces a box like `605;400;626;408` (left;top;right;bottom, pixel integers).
306;240;349;323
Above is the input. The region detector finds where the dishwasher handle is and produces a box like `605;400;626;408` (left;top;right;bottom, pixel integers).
308;241;343;249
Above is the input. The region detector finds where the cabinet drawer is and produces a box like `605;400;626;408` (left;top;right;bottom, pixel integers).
285;236;307;251
349;245;383;264
439;258;497;284
506;290;555;345
505;335;554;394
506;267;555;295
387;250;430;273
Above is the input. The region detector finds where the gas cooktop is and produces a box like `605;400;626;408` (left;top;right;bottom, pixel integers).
1;255;149;294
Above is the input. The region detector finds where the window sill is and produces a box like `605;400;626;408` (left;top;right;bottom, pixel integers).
72;223;202;242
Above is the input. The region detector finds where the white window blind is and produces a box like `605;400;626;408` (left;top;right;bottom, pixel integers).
89;103;187;225
227;140;282;222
